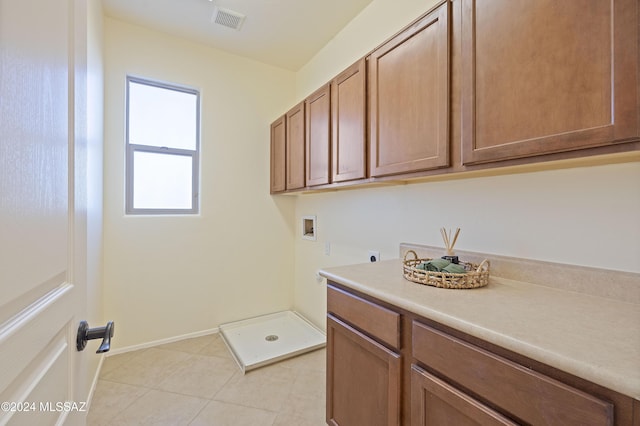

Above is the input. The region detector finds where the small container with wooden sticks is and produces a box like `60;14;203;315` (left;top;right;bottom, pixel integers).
440;227;460;264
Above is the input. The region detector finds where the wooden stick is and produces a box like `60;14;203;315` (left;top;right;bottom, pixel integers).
440;228;449;251
441;227;460;255
451;228;460;250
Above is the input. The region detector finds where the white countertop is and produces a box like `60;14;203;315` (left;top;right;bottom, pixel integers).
320;259;640;400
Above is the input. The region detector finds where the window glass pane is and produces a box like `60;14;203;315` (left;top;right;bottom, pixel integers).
129;81;197;150
133;151;193;209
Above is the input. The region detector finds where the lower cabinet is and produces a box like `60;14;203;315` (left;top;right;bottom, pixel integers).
411;364;516;426
412;321;613;426
326;282;634;426
326;315;401;426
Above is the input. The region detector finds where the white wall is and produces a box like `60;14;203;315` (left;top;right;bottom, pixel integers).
103;18;297;348
85;0;105;397
291;0;640;329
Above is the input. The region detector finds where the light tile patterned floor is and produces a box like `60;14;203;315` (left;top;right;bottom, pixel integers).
87;334;326;425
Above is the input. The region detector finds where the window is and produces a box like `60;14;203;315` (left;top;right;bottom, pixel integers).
126;76;200;214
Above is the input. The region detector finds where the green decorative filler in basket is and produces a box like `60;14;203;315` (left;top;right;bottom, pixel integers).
402;228;490;289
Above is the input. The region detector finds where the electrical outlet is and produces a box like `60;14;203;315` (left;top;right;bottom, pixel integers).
368;250;380;262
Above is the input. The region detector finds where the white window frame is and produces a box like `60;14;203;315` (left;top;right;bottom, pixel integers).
125;76;200;215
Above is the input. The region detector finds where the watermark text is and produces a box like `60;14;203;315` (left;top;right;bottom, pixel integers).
1;401;87;413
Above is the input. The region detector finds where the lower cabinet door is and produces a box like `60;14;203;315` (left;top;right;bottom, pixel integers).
411;365;518;426
327;315;401;426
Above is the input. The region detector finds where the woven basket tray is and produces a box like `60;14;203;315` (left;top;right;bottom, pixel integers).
402;250;490;289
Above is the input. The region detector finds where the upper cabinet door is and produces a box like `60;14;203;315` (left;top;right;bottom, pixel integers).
369;2;450;178
306;84;331;186
286;102;305;190
332;59;367;183
270;115;286;193
461;0;639;165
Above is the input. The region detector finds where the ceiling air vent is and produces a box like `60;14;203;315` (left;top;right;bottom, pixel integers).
211;6;246;31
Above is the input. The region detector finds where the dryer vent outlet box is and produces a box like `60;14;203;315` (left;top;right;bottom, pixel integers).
302;216;316;241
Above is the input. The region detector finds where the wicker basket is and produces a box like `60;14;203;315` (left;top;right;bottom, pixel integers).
402;250;490;289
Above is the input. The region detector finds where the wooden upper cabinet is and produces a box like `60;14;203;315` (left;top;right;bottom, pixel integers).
369;1;450;178
461;0;640;165
285;101;305;190
332;59;367;183
270;115;286;193
305;84;331;186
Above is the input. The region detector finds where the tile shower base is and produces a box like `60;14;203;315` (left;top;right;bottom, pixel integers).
219;310;326;373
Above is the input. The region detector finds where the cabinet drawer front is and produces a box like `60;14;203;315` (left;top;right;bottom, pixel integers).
412;321;613;426
327;285;400;349
411;364;518;426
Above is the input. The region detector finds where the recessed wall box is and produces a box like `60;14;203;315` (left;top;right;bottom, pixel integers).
302;215;317;241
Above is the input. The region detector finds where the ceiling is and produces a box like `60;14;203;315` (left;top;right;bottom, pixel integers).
102;0;373;71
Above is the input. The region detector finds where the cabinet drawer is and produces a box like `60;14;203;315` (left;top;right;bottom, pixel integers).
411;364;517;426
327;285;400;349
412;321;613;425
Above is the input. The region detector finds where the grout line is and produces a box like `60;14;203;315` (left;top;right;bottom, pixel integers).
92;336;326;425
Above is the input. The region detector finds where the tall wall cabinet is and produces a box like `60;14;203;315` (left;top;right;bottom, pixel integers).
270;0;639;193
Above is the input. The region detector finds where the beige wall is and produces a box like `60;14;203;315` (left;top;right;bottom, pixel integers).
102;0;640;346
103;18;296;348
291;0;640;329
85;0;105;397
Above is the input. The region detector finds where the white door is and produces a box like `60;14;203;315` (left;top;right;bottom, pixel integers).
0;0;90;424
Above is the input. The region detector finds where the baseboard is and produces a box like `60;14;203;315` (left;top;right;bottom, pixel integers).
105;327;220;357
85;354;105;412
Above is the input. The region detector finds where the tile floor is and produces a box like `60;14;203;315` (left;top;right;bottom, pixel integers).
87;334;326;425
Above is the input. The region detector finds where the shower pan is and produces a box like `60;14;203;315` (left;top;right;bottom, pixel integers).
219;310;326;373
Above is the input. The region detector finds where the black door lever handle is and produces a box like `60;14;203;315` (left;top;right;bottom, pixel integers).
77;321;115;353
